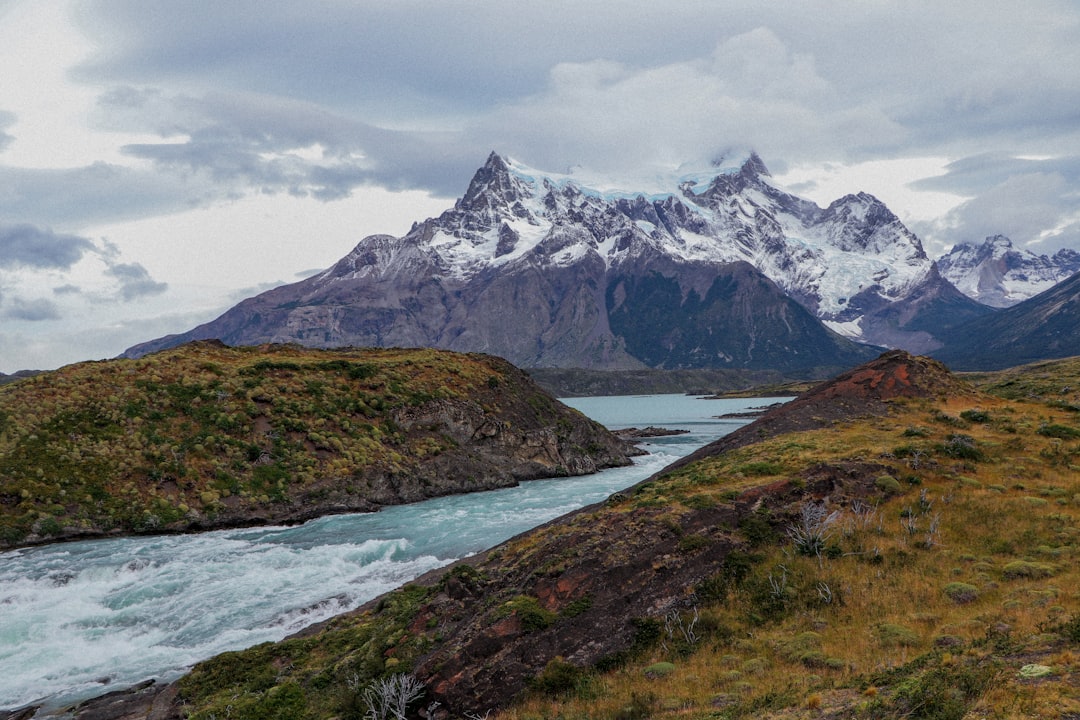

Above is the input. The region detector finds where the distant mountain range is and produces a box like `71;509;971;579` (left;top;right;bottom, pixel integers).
937;234;1080;308
123;152;1079;373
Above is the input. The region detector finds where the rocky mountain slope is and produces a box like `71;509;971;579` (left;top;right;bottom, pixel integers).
0;341;632;549
937;234;1080;308
74;350;1080;720
124;152;989;368
932;268;1080;370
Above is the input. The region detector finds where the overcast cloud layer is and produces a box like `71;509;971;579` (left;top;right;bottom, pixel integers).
0;0;1078;370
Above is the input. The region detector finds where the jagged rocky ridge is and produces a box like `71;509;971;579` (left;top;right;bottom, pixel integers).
937;234;1080;308
124;152;990;369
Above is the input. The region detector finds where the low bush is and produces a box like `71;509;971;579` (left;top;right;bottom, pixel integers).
1037;423;1080;439
643;662;676;679
1001;560;1056;580
943;582;979;604
875;475;902;494
531;657;583;696
877;623;920;648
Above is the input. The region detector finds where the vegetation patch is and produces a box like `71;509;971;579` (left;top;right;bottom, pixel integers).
1001;560;1056;580
643;661;676;679
943;582;979;604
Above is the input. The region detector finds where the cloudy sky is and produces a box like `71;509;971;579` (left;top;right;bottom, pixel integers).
1;0;1078;371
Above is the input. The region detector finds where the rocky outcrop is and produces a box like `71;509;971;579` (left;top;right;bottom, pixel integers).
677;349;968;462
405;460;890;714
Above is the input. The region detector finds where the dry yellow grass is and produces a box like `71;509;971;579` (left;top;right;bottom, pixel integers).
503;383;1080;720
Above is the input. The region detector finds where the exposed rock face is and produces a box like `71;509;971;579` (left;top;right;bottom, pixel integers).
123;151;989;369
937;234;1080;308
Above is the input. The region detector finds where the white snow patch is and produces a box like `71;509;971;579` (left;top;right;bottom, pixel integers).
824;319;863;339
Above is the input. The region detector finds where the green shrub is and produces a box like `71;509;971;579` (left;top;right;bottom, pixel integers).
560;595;593;619
531;657;583;696
734;461;786;476
612;691;657;720
889;657;1001;720
1057;614;1080;644
938;434;985;461
1037;423;1080;439
1001;560;1055;580
943;582;979;604
503;595;556;632
738;511;776;546
877;623;920;647
778;632;822;664
959;409;990;423
677;533;709;553
875;475;902;494
1018;664;1053;679
643;662;676;679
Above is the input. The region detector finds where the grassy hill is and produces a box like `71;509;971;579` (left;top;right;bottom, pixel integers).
0;341;631;549
125;351;1080;720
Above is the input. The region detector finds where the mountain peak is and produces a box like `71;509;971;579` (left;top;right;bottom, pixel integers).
456;151;524;213
937;234;1080;308
739;151;771;178
696;150;773;199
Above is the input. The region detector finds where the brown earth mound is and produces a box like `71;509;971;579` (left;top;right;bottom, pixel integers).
664;350;970;475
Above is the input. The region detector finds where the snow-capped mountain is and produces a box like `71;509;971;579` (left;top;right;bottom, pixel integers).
937;235;1080;308
396;152;948;340
124;152;987;370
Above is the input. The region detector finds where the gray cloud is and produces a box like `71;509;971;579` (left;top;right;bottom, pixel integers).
104;261;168;301
2;297;61;321
41;0;1080;252
913;154;1080;196
95;87;487;199
74;2;770;120
0;163;222;227
0;223;95;269
0;224;167;307
910;154;1080;254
